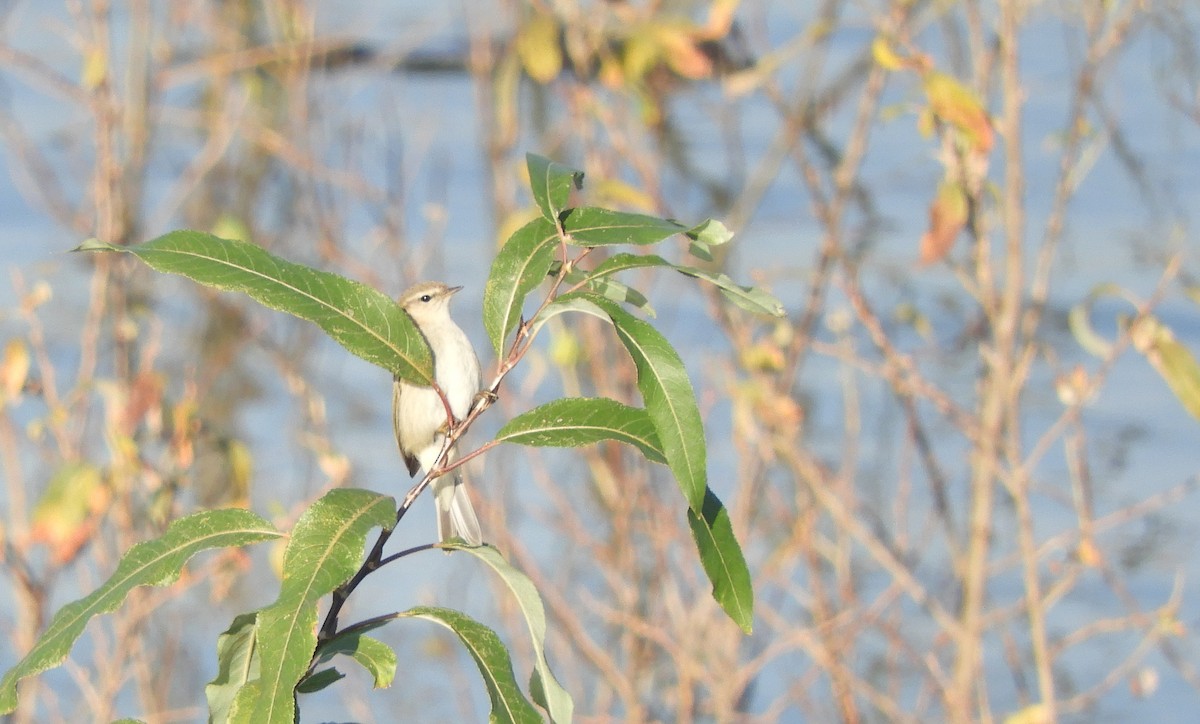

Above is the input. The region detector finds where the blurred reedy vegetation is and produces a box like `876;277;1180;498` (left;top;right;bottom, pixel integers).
2;0;1199;721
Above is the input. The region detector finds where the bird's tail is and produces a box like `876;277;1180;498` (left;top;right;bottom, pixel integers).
433;472;482;546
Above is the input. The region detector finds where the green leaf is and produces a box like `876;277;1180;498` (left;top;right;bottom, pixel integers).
295;667;344;694
569;294;707;510
75;233;433;385
443;543;573;723
483;217;561;356
0;510;281;714
206;612;261;724
313;630;397;689
555;261;654;316
685;218;734;248
1068;282;1129;357
587;252;673;279
226;682;259;723
1131;315;1200;421
560;207;687;246
496;397;666;464
687;488;754;634
526;153;583;224
587;253;784;317
244;489;396;724
672;265;785;317
401;606;543;724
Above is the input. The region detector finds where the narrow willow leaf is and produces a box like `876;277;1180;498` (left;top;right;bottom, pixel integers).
526;153;583;223
685;218;734;260
1068;282;1137;358
672;265;785;317
587;253;784;317
687;488;754;634
206;612;260;724
443;543;573;723
246;489;396;724
401;606;543;724
560;207;687;246
0;510;281;714
74;234;433;385
295;668;344;694
496;397;666;464
528;295;610;339
483;217;560;356
313;630;397;689
560;262;653;316
1131;316;1200;420
571;294;707;510
227;682;259;724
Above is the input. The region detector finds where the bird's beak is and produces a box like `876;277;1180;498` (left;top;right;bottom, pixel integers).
448;285;464;295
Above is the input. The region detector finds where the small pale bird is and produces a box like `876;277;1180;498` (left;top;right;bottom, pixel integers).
392;281;483;546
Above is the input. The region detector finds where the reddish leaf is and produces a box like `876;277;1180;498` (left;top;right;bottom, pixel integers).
919;181;969;265
923;71;994;154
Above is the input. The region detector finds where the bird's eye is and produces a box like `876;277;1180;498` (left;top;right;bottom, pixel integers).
420;294;432;303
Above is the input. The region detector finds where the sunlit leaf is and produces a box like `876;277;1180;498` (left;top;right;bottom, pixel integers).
0;510;282;714
1130;316;1200;421
560;207;688;246
81;46;107;89
568;294;708;510
687;488;754;634
656;24;712;79
30;463;107;563
1068;282;1134;357
588;253;784;318
243;489;395;724
400;606;542;724
919;180;969;265
871;36;908;71
1003;702;1051;724
526;154;583;225
516;14;563;84
74;234;433;385
444;543;573;723
0;339;30;403
483;217;561;356
685;218;734;259
528;295;610;338
673;266;785;317
923;70;994;154
556;259;654;315
496;397;667;464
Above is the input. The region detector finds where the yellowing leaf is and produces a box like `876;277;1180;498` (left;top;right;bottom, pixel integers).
871;36;908;71
516;13;562;84
1004;702;1052;724
1130;316;1200;421
81;46;107;89
923;71;994;154
32;464;109;563
656;25;712;79
0;339;30;404
591;178;658;213
227;439;254;507
1077;538;1103;567
919;181;969;265
622;29;662;83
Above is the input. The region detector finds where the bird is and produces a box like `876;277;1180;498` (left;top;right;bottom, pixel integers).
392;281;483;546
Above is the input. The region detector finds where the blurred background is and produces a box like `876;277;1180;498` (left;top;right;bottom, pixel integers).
1;0;1199;721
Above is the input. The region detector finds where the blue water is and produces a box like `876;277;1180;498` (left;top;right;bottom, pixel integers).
2;2;1198;722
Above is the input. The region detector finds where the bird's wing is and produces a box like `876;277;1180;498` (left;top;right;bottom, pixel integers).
392;377;421;477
